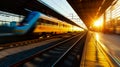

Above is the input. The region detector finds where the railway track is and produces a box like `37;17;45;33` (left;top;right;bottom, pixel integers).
0;33;76;51
0;37;54;51
11;32;87;67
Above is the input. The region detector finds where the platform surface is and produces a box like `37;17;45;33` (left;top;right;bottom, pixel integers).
81;31;119;67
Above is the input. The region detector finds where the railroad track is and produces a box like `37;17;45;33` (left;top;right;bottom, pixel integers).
0;33;77;51
11;32;87;67
0;37;54;51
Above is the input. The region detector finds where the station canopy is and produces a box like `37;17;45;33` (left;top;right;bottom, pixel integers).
0;0;82;28
67;0;115;28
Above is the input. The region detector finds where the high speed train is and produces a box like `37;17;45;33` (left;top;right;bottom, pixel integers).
12;11;81;35
0;11;82;44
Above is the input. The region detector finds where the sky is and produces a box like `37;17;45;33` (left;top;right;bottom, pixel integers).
41;0;86;28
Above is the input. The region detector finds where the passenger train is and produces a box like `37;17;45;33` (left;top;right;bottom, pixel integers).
0;11;82;44
13;11;80;35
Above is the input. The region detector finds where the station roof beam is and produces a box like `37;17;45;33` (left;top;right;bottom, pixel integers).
67;0;115;28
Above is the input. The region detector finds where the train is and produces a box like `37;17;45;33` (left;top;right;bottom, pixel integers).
0;11;82;44
10;11;81;35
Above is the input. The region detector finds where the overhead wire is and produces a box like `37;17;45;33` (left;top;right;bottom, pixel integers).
52;0;84;27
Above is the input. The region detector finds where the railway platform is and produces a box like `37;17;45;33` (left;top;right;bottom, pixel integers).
80;31;119;67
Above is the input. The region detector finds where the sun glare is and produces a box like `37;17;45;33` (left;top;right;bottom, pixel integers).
94;18;103;27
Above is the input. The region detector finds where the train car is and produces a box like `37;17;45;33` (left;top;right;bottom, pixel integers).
0;11;82;44
13;11;80;35
33;13;73;35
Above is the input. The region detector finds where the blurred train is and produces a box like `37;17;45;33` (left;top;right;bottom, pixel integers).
13;11;81;35
0;11;82;44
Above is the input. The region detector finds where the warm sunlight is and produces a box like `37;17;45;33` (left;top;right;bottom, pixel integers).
95;33;99;41
90;15;104;31
95;33;108;52
93;17;103;27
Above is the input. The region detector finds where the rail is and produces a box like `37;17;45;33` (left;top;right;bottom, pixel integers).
0;33;74;51
52;32;86;67
11;32;86;67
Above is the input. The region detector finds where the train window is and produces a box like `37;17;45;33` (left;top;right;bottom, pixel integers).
63;24;68;27
38;19;46;25
37;19;43;24
47;21;51;25
39;18;58;26
53;22;58;25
